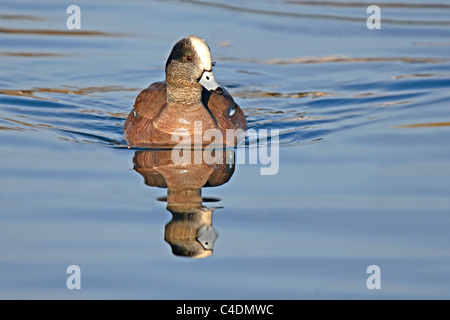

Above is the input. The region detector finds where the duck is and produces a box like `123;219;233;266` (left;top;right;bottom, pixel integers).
124;35;247;147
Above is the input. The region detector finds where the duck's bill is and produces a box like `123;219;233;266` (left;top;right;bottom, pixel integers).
199;70;223;95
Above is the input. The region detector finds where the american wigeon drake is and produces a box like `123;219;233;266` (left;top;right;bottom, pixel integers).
124;36;247;147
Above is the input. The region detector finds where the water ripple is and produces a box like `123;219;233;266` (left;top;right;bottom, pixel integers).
0;27;124;37
1;64;449;148
169;0;450;26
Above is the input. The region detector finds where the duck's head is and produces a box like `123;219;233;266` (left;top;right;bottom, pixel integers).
165;36;223;99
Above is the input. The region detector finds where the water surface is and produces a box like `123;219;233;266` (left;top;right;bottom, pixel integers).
1;0;450;299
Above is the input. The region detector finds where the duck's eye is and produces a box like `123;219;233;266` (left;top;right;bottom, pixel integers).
186;55;193;62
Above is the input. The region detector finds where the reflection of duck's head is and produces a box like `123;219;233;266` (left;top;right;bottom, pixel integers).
164;189;219;258
132;149;234;258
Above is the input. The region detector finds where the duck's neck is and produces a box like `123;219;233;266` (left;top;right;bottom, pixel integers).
166;82;203;106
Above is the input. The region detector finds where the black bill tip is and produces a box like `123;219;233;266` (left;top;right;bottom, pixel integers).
213;87;223;95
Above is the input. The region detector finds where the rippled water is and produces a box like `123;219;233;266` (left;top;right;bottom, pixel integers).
1;0;450;299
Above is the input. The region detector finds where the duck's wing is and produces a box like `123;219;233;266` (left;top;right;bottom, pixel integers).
133;81;167;119
205;87;248;131
123;81;168;145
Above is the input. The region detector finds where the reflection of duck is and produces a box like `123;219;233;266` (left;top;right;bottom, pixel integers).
132;149;235;258
123;35;247;147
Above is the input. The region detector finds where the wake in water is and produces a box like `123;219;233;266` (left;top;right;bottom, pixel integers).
0;57;449;149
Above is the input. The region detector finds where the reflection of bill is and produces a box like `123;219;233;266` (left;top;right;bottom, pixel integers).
132;149;234;258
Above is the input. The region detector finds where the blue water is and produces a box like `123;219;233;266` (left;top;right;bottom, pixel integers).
1;0;449;299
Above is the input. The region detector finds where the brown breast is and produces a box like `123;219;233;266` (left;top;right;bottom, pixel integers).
124;82;247;147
